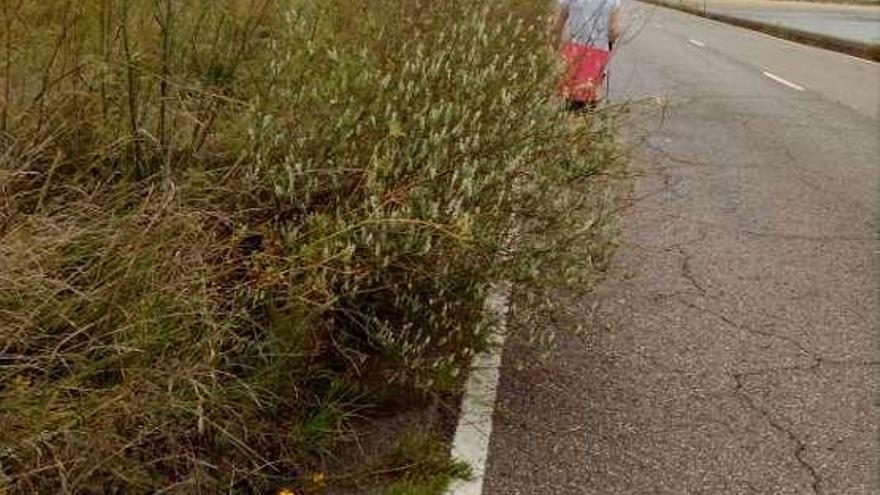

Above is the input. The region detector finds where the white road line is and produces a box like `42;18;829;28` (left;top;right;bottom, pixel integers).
688;39;706;48
762;71;805;91
655;0;879;66
683;7;880;67
447;283;511;495
655;23;664;28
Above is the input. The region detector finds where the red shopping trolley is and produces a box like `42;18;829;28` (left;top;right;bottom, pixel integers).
559;42;611;110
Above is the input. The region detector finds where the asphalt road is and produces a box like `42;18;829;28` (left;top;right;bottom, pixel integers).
481;3;879;494
684;0;880;44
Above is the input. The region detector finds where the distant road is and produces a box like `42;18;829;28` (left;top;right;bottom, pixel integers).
481;2;879;494
634;0;880;117
664;0;880;43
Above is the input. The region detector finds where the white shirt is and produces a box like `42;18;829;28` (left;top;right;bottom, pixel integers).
559;0;621;49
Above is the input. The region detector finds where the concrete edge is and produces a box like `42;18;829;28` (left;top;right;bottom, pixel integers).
636;0;880;62
445;282;512;495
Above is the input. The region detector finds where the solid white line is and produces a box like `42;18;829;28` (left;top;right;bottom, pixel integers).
688;39;706;47
447;282;511;495
762;71;805;91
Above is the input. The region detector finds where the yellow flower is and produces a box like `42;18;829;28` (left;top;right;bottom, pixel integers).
277;489;297;495
311;471;327;487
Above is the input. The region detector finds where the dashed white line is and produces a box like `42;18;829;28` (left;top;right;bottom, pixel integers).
762;71;805;91
688;39;706;48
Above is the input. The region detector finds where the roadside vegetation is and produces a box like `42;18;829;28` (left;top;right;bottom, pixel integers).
0;0;621;493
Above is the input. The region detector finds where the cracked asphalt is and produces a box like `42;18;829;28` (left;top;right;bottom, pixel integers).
481;3;879;494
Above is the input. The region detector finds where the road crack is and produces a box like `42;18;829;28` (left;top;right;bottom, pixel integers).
680;299;880;373
674;245;708;295
679;299;815;361
731;372;824;495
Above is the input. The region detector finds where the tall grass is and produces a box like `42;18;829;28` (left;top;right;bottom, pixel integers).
0;0;621;492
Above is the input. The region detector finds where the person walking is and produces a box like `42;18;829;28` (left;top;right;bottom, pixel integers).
556;0;622;111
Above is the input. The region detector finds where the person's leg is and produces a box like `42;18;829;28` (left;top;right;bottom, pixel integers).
567;100;587;113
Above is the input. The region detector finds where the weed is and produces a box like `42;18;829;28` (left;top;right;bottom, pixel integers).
379;434;472;495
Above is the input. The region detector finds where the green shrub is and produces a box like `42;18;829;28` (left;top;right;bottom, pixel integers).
0;0;620;492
